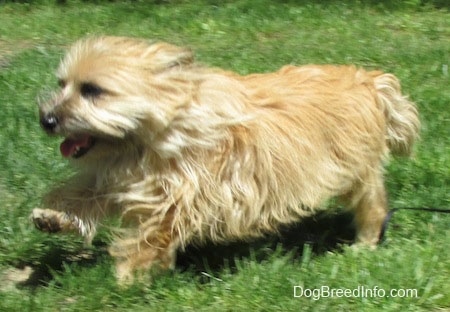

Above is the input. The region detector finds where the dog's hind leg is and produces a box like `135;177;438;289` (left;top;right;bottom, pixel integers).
344;168;388;246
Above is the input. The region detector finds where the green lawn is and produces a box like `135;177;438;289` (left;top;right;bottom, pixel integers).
0;1;449;311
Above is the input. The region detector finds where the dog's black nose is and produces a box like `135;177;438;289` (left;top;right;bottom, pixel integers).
40;114;59;132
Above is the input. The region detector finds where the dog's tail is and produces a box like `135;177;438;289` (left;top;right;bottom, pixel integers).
374;73;420;156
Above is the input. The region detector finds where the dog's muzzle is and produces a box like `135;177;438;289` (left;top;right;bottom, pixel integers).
40;114;59;133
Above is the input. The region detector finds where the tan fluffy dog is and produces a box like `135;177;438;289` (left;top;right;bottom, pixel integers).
32;36;420;283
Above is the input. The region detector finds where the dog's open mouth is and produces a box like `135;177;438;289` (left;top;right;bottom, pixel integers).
60;135;95;159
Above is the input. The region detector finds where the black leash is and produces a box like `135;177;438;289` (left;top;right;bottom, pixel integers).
379;207;450;242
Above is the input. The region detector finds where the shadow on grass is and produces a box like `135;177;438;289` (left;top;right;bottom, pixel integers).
15;242;109;289
176;211;355;276
16;211;354;288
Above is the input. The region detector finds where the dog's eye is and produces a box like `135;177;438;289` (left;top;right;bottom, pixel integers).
80;82;103;98
58;79;66;88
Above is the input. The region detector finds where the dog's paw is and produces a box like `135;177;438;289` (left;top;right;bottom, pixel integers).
30;208;75;233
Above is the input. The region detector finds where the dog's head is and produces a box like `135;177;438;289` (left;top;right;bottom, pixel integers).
39;36;194;162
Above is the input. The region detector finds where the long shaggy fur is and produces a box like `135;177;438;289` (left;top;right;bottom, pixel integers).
32;36;420;282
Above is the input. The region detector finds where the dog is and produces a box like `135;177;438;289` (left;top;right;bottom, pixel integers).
32;36;420;283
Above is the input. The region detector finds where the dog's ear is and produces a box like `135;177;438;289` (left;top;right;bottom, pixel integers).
146;42;194;72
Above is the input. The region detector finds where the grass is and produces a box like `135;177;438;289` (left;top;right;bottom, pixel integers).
0;0;449;311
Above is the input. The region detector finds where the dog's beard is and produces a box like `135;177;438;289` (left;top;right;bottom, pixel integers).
39;96;145;161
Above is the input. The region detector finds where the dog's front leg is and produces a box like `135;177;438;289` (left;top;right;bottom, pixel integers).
110;205;182;284
112;235;180;284
31;208;96;244
31;184;103;245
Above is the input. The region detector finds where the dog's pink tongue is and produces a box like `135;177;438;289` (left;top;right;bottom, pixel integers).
60;135;91;158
